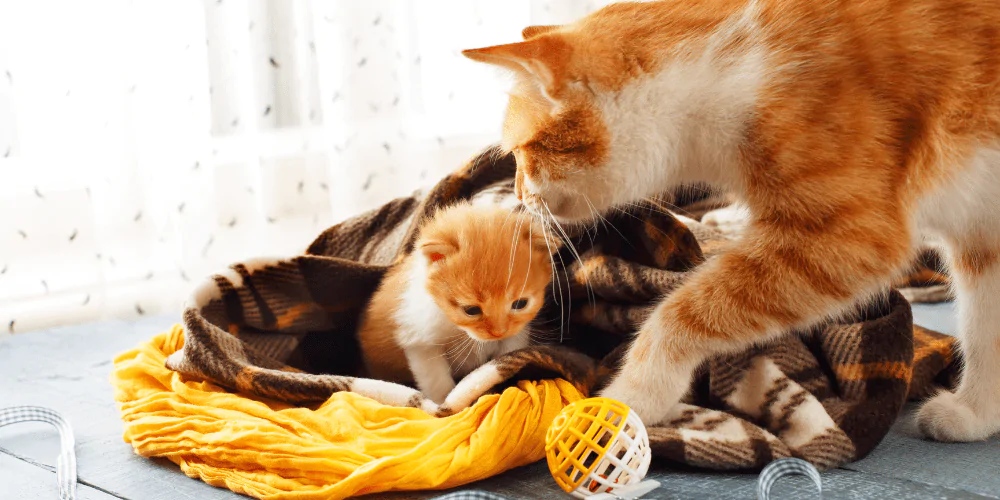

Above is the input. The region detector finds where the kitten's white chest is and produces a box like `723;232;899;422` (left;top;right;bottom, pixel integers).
394;261;529;379
394;262;459;348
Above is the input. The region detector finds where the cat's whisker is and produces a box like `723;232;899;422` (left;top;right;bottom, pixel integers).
578;197;610;306
541;209;577;344
537;217;566;343
500;204;519;231
639;197;683;217
580;197;602;243
586;200;632;248
500;205;521;283
624;199;678;220
614;205;682;250
517;219;535;299
543;203;597;311
506;210;527;289
588;201;611;235
631;196;696;220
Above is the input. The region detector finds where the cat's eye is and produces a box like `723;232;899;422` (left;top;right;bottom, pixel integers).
463;305;482;316
511;299;529;311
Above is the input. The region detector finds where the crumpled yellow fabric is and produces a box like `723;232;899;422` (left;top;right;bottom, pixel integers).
111;325;582;499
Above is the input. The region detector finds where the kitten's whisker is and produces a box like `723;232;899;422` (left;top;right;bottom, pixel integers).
444;337;471;359
447;337;474;370
457;336;479;372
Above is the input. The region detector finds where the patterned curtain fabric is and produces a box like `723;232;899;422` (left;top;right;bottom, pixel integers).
0;0;610;334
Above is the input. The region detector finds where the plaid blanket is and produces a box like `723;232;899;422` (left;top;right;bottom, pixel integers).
165;146;959;470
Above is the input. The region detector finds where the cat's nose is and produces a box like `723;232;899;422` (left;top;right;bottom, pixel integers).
514;170;524;201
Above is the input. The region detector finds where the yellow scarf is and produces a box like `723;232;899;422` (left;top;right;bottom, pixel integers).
111;325;581;499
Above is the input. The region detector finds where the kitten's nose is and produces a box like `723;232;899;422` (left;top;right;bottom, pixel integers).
484;328;503;339
482;321;505;339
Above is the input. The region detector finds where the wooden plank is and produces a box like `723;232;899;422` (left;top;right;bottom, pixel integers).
367;460;994;500
0;452;121;500
0;315;243;500
910;301;957;337
843;406;1000;499
2;303;996;500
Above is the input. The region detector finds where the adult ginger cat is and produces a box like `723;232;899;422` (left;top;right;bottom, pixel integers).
358;202;554;403
464;0;1000;441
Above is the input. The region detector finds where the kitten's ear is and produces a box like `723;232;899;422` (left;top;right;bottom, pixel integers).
419;240;458;264
522;25;560;40
462;35;571;97
528;229;564;255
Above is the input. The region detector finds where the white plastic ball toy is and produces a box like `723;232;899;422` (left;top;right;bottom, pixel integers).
545;397;660;499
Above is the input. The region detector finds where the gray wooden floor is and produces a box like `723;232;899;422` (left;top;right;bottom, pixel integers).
1;302;998;500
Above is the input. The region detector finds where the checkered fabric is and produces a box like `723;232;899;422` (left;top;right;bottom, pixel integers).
165;145;959;471
0;406;77;500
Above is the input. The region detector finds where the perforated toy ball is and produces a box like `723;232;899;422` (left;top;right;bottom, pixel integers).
545;397;656;498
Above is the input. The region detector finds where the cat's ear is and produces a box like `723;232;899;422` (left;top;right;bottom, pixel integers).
521;25;560;40
419;240;458;264
462;35;571;98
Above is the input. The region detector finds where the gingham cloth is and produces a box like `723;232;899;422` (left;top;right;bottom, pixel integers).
0;406;77;500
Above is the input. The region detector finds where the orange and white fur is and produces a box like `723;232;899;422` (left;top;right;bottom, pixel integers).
464;0;1000;441
358;202;554;403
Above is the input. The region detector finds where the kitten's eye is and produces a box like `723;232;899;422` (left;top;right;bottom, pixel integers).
511;299;529;311
463;305;482;316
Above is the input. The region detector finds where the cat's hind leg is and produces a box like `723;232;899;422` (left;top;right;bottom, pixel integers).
917;241;1000;441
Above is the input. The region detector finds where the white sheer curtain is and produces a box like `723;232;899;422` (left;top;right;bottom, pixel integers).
0;0;612;335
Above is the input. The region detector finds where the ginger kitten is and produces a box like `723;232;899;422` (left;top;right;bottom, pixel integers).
464;0;1000;441
357;202;555;403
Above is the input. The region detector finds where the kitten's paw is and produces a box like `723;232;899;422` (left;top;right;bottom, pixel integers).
422;381;456;405
916;391;1000;442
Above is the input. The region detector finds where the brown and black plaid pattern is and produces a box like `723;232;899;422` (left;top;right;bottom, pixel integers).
165;145;959;470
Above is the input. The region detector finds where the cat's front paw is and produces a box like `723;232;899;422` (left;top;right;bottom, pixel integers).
598;375;675;426
916;391;1000;442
